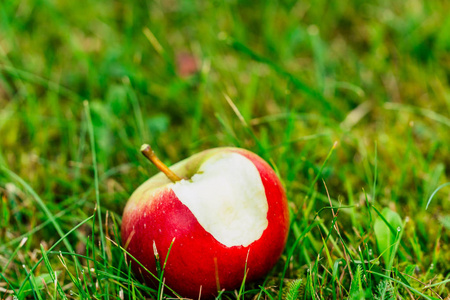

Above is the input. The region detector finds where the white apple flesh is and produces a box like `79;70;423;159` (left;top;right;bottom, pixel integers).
121;147;289;298
172;152;268;247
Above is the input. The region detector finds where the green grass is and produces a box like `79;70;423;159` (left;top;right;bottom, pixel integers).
1;0;449;299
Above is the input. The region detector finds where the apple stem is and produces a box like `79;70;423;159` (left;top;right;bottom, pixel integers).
140;144;182;183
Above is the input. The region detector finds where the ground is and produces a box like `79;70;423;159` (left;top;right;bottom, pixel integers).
0;0;449;299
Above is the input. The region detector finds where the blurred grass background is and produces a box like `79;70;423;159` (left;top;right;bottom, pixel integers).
0;0;449;298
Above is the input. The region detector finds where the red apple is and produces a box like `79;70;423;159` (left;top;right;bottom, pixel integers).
121;145;289;299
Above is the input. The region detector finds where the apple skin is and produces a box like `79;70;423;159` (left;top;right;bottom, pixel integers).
121;147;289;299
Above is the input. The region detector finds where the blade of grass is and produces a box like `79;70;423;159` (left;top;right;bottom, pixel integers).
367;270;438;300
372;141;378;204
425;182;450;210
224;37;341;116
17;215;94;295
39;245;67;300
0;272;18;298
0;167;81;271
2;237;28;273
384;102;450;128
305;141;338;199
83;101;106;261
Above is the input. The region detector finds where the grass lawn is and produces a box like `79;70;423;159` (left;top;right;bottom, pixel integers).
1;0;449;299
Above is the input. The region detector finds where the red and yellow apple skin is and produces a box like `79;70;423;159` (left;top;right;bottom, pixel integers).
121;147;289;299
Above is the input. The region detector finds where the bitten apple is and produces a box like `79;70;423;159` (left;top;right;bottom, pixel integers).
121;145;289;299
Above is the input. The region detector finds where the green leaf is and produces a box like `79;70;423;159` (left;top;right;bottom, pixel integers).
284;279;303;300
349;265;364;297
21;273;58;295
374;280;394;300
374;207;402;267
405;264;417;277
394;267;410;286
